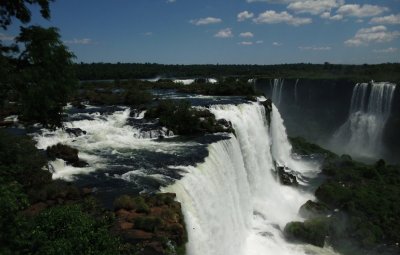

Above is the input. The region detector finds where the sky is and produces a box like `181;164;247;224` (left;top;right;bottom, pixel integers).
1;0;400;64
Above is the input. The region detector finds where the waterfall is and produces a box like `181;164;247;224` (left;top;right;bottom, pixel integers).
163;102;335;255
271;79;284;106
294;79;299;104
331;81;396;159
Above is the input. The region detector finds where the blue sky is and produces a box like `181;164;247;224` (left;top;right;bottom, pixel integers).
2;0;400;64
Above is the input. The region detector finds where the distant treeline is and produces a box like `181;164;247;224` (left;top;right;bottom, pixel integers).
75;63;400;82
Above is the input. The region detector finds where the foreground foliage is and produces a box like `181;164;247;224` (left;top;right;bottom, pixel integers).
0;131;121;254
284;137;400;255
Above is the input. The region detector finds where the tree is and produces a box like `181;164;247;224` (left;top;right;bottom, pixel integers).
0;0;53;29
16;26;77;127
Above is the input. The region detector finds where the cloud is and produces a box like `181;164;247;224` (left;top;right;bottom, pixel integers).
344;26;400;46
253;10;312;26
237;11;254;21
299;46;332;50
320;12;343;20
337;4;389;18
370;14;400;25
144;32;153;36
288;0;344;15
239;32;254;38
215;28;233;38
246;0;293;3
190;17;222;26
373;47;398;53
0;33;15;41
272;42;282;46
64;38;93;45
166;0;176;3
238;41;253;45
256;40;264;44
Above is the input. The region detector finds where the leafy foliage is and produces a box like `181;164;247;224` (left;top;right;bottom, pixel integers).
16;26;77;127
74;62;400;83
27;205;120;255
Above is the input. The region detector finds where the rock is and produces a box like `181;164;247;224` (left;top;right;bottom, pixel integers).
278;166;298;186
24;202;48;217
66;128;87;137
299;200;329;219
284;218;330;247
261;99;272;124
118;221;134;230
0;121;14;127
71;101;86;109
146;242;164;253
82;187;93;196
46;143;88;167
123;229;154;242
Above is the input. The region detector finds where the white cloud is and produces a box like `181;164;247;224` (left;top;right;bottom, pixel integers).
246;0;293;3
144;32;153;36
373;47;398;53
64;38;93;45
288;0;344;15
190;17;222;26
337;4;389;18
215;28;233;38
239;32;254;38
345;26;400;46
0;33;15;41
320;12;343;20
256;40;264;44
253;10;312;26
370;14;400;25
272;42;282;46
238;41;253;45
166;0;176;3
238;11;254;21
299;46;332;50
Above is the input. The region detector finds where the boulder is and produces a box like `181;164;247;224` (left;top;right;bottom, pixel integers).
118;221;134;230
299;200;329;219
46;143;88;167
284;218;330;247
277;166;298;186
123;229;154;242
66;128;87;137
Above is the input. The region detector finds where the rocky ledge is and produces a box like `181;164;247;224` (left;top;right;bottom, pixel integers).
113;193;187;255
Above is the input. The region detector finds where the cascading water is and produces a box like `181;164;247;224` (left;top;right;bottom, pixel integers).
163;102;336;255
294;79;299;104
271;78;284;106
331;81;396;159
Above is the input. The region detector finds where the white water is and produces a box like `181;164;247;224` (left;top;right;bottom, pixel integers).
34;108;191;180
294;79;299;104
163;102;336;255
271;78;284;106
331;82;396;159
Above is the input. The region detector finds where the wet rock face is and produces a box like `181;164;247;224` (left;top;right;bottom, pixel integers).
277;166;298;186
260;99;272;124
299;200;330;219
46;143;88;167
65;128;87;137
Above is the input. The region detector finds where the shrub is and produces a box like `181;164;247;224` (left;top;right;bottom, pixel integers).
113;195;135;211
27;204;120;255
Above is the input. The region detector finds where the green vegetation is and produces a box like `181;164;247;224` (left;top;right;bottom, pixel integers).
177;79;258;96
289;136;338;160
74;62;400;83
146;99;233;135
284;137;400;255
284;218;330;247
75;80;153;106
1;1;77;128
0;130;123;255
